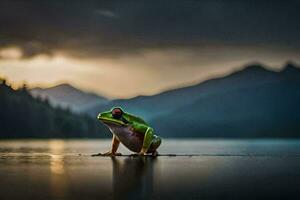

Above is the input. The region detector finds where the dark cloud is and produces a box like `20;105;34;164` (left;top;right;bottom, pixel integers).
0;0;300;58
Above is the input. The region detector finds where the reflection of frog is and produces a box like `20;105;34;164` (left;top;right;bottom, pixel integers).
111;157;155;199
97;107;161;156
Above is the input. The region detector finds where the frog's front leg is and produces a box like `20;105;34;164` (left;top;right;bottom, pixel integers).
103;134;122;156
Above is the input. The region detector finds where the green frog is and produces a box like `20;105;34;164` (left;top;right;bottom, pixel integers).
97;107;161;156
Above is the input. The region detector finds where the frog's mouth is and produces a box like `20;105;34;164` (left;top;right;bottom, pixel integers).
98;116;126;126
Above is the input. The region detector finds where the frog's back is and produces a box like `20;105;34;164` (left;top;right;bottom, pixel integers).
123;112;148;125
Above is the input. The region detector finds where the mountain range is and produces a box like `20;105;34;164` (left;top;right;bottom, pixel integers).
27;62;300;138
85;62;300;138
30;84;108;113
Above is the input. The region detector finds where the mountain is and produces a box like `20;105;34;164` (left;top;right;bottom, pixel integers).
86;63;282;119
87;62;300;138
30;83;108;113
0;80;110;138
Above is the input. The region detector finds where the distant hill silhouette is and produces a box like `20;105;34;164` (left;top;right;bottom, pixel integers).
88;62;300;138
0;80;109;138
30;83;108;113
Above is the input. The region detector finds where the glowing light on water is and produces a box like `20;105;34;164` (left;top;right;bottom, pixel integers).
48;140;68;198
49;140;65;175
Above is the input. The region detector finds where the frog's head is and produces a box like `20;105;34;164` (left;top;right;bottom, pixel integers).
97;107;127;127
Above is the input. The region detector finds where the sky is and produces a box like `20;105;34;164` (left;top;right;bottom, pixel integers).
0;0;300;98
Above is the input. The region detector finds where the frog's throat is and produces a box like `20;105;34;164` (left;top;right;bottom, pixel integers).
98;116;125;126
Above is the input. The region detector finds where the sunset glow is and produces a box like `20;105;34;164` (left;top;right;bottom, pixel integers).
0;46;299;98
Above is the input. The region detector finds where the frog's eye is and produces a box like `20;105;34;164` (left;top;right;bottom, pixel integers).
112;108;123;119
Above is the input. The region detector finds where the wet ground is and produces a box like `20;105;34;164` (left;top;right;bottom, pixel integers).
1;139;300;200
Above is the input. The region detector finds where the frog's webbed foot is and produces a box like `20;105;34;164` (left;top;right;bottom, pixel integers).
92;151;122;157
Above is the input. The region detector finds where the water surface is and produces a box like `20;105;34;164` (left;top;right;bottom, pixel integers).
1;139;300;200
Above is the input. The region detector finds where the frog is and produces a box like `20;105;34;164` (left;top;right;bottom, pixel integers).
97;107;161;156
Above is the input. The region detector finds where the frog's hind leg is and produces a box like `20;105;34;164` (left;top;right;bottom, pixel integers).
147;135;161;156
151;150;158;157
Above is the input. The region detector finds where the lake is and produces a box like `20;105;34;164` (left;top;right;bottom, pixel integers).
1;139;300;200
